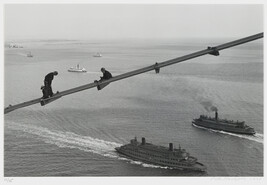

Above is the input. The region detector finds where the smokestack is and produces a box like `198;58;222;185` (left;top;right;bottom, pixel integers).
215;111;218;120
142;137;146;145
169;143;173;151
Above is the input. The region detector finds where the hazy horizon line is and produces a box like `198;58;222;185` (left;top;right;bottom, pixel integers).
5;34;263;43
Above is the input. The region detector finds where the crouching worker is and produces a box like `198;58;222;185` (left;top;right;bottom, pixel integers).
100;67;112;81
94;67;112;90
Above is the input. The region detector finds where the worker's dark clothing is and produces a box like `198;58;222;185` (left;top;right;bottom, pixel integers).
43;72;56;98
44;72;55;86
41;86;49;99
100;70;112;81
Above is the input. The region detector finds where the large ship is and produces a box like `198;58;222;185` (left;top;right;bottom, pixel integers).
115;137;206;172
192;111;255;135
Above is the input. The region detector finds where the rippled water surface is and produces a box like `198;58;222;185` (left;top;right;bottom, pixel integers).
4;39;263;176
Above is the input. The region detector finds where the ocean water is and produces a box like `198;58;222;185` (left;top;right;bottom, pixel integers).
4;38;263;176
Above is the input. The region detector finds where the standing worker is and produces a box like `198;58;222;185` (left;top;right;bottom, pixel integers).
42;71;58;98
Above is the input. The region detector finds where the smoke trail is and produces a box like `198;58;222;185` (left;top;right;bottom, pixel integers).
210;106;218;112
200;101;218;112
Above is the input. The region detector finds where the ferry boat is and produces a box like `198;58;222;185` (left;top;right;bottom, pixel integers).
192;111;255;135
68;64;87;73
115;137;206;172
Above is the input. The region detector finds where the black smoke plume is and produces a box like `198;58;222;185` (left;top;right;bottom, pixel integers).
200;101;218;112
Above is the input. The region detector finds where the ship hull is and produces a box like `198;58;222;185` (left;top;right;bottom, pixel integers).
115;147;206;172
68;69;87;72
192;120;255;135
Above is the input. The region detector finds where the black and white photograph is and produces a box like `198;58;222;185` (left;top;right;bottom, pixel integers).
1;1;265;184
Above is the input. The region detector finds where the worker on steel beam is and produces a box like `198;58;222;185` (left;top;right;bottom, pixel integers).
99;67;112;81
42;71;58;99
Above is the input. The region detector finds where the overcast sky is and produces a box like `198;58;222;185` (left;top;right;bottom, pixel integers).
4;4;263;40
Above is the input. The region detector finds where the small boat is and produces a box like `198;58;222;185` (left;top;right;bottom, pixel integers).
93;52;102;57
9;43;23;48
192;111;255;135
27;52;33;57
68;64;87;72
115;137;206;172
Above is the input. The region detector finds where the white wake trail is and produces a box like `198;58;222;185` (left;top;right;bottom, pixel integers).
7;122;121;158
192;124;263;144
6;122;176;170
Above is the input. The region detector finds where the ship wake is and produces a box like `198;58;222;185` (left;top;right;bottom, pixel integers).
17;52;29;57
6;122;121;158
192;124;263;144
6;122;173;170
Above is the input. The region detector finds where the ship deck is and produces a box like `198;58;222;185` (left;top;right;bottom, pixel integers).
128;142;186;155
